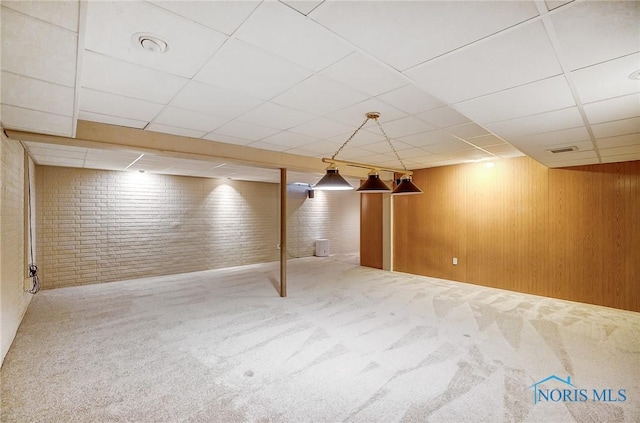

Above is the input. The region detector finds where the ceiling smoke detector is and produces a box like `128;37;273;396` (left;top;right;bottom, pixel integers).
132;33;168;54
547;146;578;154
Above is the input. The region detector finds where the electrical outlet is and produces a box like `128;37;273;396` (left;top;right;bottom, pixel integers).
453;257;458;266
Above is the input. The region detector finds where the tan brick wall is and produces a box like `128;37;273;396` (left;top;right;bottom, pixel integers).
287;184;360;258
1;136;33;364
35;167;360;289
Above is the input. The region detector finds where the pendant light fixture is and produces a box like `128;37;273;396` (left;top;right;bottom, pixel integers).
313;112;422;195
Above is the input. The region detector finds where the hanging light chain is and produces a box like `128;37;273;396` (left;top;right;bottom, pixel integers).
373;117;408;171
331;116;370;160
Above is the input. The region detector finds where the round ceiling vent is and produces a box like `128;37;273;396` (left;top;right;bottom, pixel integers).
132;33;168;54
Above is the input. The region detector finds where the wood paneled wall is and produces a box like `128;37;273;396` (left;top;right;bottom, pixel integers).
393;157;640;312
360;193;383;269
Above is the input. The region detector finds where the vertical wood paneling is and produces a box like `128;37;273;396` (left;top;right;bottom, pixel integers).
393;157;640;312
360;193;383;269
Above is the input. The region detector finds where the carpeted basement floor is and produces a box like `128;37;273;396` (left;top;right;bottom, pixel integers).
2;254;639;422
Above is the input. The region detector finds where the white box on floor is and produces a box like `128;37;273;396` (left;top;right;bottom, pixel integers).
315;239;329;257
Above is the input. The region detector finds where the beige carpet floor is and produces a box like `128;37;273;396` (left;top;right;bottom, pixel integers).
2;254;639;422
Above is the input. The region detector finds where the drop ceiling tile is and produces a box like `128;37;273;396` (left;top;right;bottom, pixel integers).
310;1;538;70
325;129;384;148
446;123;490;139
551;1;640;71
236;102;315;130
571;53;640;104
145;123;207;139
149;0;260;35
424;140;476;154
272;74;368;116
284;147;321;157
332;147;381;161
482;144;524;157
170;80;264;119
377;84;445;114
1;105;73;136
598;144;640;157
600;152;640;164
583;93;640;124
85;150;141;162
259;131;319;148
407;21;562;103
486;107;584;139
1;7;78;87
152;107;229;132
417;107;471;129
2;1;79;31
596;133;640;150
370;116;435;139
545;149;599;163
78;112;147;129
28;146;86;160
326;98;408;126
288;117;355;139
546;157;600;168
235;1;352;71
37;157;86;167
399;130;459;147
296;139;345;155
456;76;576;124
212;119;280;141
84;1;227;78
591;117;640;139
321;52;407;96
361;140;414;155
194;39;313;100
466;134;505;147
281;1;324;16
80;88;164;121
81;51;188;103
510;126;591;148
535;140;595;153
545;1;574;11
1;72;74;116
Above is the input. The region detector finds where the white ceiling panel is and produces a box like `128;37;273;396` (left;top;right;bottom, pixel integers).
1;6;78;87
152;107;230;133
546;157;599;168
551;0;640;71
194;39;313;100
2;0;79;32
407;21;562;103
360;140;415;155
484;144;525;158
81;52;188;103
1;105;73;136
259;131;319;149
370;116;435;139
326;98;408;126
417;107;470;129
236;102;315;130
246;141;290;152
85;1;227;78
281;1;324;16
272;74;368;116
77;113;147;130
80;88;164;121
466;134;505;148
598;144;640;157
591;117;640;139
545;1;574;11
424;140;477;154
37;157;86;167
583;93;640;125
2;72;75;116
571;53;640;104
600;153;640;164
235;1;353;71
169;80;264;119
456;76;576;124
149;0;260;35
510;126;591;148
145;123;207;139
212;120;280;141
399;129;462;148
310;1;538;71
487;107;584;139
596;133;640;150
289;117;354;139
544;149;599;163
27;146;87;160
376;84;445;114
446;123;490;140
321;52;408;96
202;133;253;146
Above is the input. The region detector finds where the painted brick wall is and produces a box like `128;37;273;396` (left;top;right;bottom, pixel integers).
287;184;360;258
36;167;360;289
1;136;32;365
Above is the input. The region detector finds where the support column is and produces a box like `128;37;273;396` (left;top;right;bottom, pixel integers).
279;168;287;297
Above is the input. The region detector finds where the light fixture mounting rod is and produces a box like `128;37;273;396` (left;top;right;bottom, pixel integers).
322;157;412;176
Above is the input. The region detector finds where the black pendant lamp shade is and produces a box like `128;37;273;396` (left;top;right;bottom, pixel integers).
357;172;391;193
313;167;354;191
392;176;423;195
